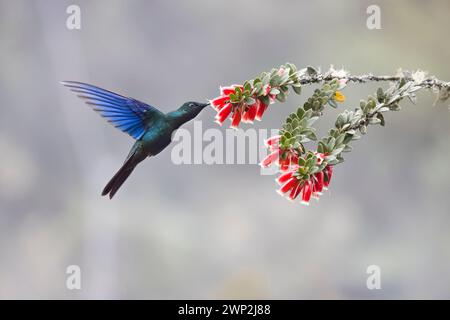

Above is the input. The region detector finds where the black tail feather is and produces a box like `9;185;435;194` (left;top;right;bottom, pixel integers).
102;157;137;199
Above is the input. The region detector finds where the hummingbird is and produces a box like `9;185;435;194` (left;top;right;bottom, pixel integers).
61;81;209;199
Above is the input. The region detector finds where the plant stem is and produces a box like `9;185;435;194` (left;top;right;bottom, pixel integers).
298;73;450;89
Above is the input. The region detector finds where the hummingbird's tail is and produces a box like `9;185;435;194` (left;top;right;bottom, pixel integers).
102;155;138;199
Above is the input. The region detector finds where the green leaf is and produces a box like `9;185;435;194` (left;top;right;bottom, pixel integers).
296;107;305;118
331;146;344;156
270;88;280;95
276;91;286;102
377;113;385;126
369;118;381;125
245;97;256;105
293;84;302;95
306;131;318;141
343;145;353;152
328;99;338;109
260;95;270;106
306;66;318;76
270;75;282;86
376;87;385;102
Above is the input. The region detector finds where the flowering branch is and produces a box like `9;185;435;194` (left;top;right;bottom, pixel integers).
209;64;450;205
298;67;450;90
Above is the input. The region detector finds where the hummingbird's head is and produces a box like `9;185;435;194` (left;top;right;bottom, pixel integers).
177;101;210;119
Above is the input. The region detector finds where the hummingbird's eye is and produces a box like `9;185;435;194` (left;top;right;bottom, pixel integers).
189;103;195;107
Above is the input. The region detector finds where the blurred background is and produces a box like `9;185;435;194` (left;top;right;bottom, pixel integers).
1;0;449;299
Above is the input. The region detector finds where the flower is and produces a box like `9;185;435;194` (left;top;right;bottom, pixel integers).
210;82;276;128
260;135;298;171
214;103;232;125
275;152;334;205
241;104;257;123
210;84;243;112
323;164;333;190
275;169;314;204
333;90;346;103
230;107;242;129
254;99;269;121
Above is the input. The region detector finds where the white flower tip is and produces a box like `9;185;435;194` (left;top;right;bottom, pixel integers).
259;162;269;168
301;201;310;206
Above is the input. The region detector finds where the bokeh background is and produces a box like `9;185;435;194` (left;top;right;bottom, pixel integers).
1;0;450;299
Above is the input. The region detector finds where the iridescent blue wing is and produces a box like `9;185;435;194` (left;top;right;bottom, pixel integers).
61;81;163;139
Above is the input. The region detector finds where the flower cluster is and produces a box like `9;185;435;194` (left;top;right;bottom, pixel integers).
275;152;334;205
210;84;272;128
209;64;303;128
209;64;448;207
259;79;348;204
260;135;299;171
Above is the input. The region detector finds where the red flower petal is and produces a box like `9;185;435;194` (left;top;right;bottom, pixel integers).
210;95;229;110
255;100;268;121
279;158;290;171
264;135;281;147
241;109;249;123
323;165;333;189
314;171;324;194
301;180;312;205
279;177;299;194
220;84;243;95
260;150;279;168
276;171;293;185
244;104;257;123
230;108;242;129
215;103;232;125
289;182;302;200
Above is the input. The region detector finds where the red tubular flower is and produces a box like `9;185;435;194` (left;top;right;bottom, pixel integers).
214;103;233;125
301;180;313;205
260;150;279;168
312;171;324;199
255;100;268;121
210;95;229;111
262;135;299;172
276;171;294;185
275;152;335;205
230;108;242;129
323;165;333;190
279;153;299;172
277;177;300;196
264;135;281;148
289;182;302;201
220;85;243;95
242;104;257;123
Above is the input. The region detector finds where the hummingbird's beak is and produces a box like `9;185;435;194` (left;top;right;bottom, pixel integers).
200;102;210;108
